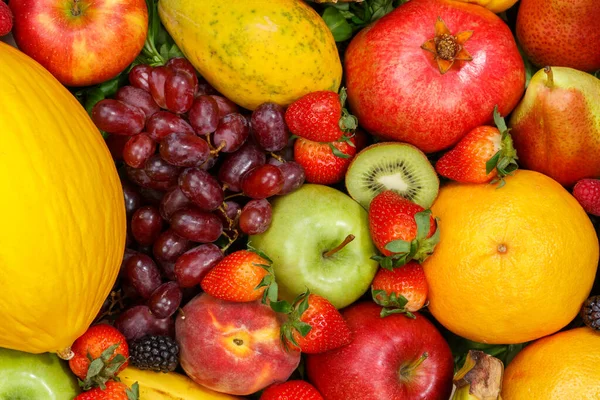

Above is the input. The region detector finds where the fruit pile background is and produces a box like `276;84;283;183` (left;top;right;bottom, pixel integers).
1;0;600;399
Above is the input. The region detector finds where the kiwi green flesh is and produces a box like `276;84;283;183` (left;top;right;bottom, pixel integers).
345;143;439;210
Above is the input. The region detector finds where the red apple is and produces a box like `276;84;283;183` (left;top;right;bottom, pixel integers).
10;0;148;87
344;0;525;153
176;293;301;396
306;301;454;400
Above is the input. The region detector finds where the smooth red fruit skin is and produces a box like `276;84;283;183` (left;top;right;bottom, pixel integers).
10;0;148;87
573;179;600;216
516;0;600;72
260;380;324;400
306;302;454;400
344;0;524;153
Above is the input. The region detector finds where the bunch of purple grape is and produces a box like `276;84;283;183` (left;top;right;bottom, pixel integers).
93;57;305;341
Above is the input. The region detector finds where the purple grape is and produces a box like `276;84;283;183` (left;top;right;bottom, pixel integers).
174;244;223;288
170;207;223;243
144;154;181;182
149;281;182;319
123;182;142;217
188;95;219;135
153;229;192;262
178;168;224;211
146;111;194;141
115;85;160;120
125;254;163;299
268;159;306;195
125;166;178;191
239;199;272;235
123;133;156;169
210;95;239;118
216;200;241;230
131;206;163;246
165;71;195;114
217;141;266;192
213;113;249;153
149;66;171;108
159;132;210;167
115;305;175;341
91;99;145;135
129;64;152;92
251;102;289;151
240;164;284;199
159;187;193;220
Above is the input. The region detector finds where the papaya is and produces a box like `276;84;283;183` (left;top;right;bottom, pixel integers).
158;0;342;110
0;42;126;356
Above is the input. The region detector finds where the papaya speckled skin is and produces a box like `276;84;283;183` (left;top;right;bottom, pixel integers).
158;0;342;110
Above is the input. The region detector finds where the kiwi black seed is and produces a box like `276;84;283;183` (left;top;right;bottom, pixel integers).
345;142;439;210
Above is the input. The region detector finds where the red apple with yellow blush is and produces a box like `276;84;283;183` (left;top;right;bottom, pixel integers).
10;0;148;87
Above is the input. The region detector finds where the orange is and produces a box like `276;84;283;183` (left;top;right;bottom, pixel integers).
502;327;600;399
0;42;126;355
423;169;598;344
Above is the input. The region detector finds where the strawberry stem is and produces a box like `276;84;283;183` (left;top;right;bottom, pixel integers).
323;234;355;257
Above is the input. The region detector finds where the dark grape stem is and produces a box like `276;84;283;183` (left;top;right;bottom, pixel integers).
220;229;240;252
219;203;240;230
95;290;126;321
224;192;245;201
269;152;285;163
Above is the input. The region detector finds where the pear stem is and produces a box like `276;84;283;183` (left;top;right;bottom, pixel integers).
323;234;355;258
544;66;555;88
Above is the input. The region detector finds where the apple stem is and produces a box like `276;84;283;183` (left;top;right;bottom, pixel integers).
544;66;555;89
71;0;81;16
399;352;429;381
323;234;355;258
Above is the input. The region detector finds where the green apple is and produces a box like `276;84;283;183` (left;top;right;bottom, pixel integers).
0;347;80;399
249;184;378;309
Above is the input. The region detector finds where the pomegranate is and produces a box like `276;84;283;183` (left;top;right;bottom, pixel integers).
344;0;525;153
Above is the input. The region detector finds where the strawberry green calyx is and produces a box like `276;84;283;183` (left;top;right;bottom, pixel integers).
486;105;519;188
79;343;127;390
127;383;140;400
371;288;416;319
276;290;313;352
247;243;280;306
338;87;358;133
372;210;440;270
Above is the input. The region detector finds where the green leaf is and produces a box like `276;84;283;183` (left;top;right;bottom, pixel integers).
492;105;508;133
297;291;311;316
85;358;105;382
127;382;140;400
486;151;501;175
414;210;432;241
293;321;313;337
385;239;411;254
321;7;353;42
100;343;120;363
267;281;279;303
329;143;351;159
270;300;293;314
246;243;273;263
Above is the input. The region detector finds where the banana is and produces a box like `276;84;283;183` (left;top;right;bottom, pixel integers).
119;367;244;400
452;350;504;400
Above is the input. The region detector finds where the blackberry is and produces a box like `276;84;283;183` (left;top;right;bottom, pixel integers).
581;296;600;331
129;335;179;373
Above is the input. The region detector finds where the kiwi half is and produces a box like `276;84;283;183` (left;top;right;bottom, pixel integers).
345;142;439;210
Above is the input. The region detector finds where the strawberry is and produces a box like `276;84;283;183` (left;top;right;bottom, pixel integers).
75;381;139;400
371;261;429;318
436;106;518;185
275;290;352;354
368;190;439;269
260;380;324;400
293;136;356;185
69;324;129;389
573;178;600;216
285;88;357;143
0;1;12;37
200;249;276;303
